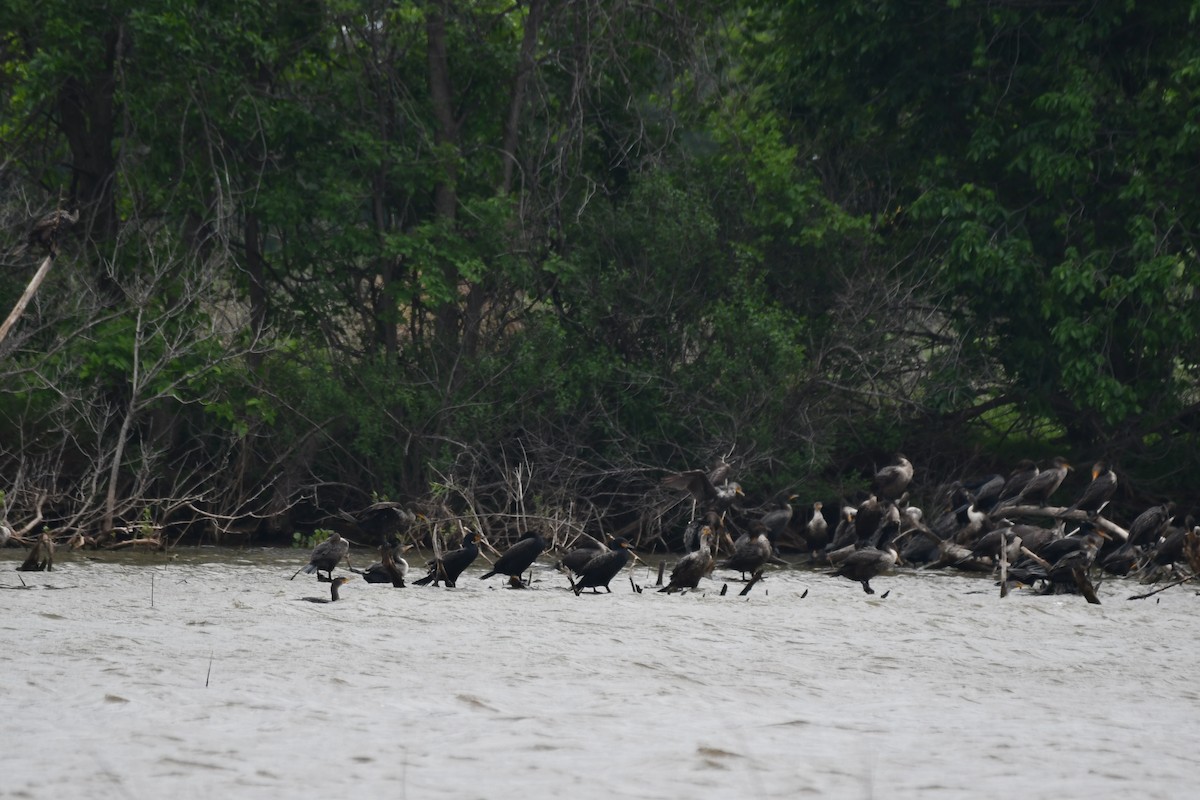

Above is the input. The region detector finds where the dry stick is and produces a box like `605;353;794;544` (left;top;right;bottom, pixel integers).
655;561;665;587
0;253;55;347
1072;567;1101;605
1127;573;1196;601
999;530;1009;598
739;570;765;596
1019;546;1053;571
205;650;213;687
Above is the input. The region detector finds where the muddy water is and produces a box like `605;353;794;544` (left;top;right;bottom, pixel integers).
1;548;1196;799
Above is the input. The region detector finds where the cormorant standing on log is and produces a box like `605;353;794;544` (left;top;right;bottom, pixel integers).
719;529;772;580
558;539;606;576
570;538;635;595
998;460;1039;506
660;527;715;594
479;531;546;584
1015;457;1072;506
828;544;898;595
413;530;482;587
359;537;409;585
291;531;349;581
802;502;829;553
1066;461;1117;515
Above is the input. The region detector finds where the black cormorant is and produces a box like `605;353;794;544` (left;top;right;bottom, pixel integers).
414;530;483;587
997;460;1039;506
479;531;546;584
558;538;607;576
1125;503;1173;549
571;538;635;595
290;531;349;581
359;537;409;585
1015;457;1072;506
1066;461;1117;515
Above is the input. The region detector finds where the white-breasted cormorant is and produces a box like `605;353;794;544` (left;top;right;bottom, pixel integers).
659;527;715;593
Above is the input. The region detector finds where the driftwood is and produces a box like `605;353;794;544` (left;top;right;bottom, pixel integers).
655;561;665;587
998;505;1128;542
1127;574;1196;601
1071;567;1101;604
738;570;764;596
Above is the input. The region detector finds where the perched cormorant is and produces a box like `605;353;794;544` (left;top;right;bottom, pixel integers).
571;538;634;595
359;537;409;585
828;545;898;595
558;539;607;576
1125;503;1173;549
1046;529;1105;588
966;473;1005;512
27;208;79;256
479;531;546;584
659;527;715;593
1015;457;1072;506
998;460;1039;506
290;531;349;581
299;576;352;603
873;455;914;500
854;494;883;546
802;502;829;552
414;530;483;587
719;529;772;579
1066;461;1117;515
759;493;799;544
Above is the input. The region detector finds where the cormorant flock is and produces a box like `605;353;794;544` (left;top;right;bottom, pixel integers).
287;454;1198;602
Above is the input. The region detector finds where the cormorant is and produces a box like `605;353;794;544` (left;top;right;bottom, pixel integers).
828;544;898;595
662;464;744;516
27;208;79;257
1125;502;1173;549
558;539;606;576
1046;529;1105;588
659;527;715;594
413;530;483;587
479;531;546;584
1066;461;1117;515
997;460;1039;506
1014;457;1072;506
290;531;349;581
571;538;635;595
718;529;771;579
359;537;409;585
873;455;914;500
854;494;883;546
802;502;829;553
299;576;351;603
759;493;799;543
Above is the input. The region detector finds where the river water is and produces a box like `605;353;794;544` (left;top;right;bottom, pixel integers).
1;548;1196;799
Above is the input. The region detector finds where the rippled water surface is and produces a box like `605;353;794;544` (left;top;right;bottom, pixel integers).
2;548;1197;799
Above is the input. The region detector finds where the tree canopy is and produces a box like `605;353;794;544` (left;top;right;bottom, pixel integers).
2;0;1197;546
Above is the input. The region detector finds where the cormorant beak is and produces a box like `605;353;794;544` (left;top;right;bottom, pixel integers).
1091;465;1102;480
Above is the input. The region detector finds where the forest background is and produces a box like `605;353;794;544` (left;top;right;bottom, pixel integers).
2;0;1198;549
